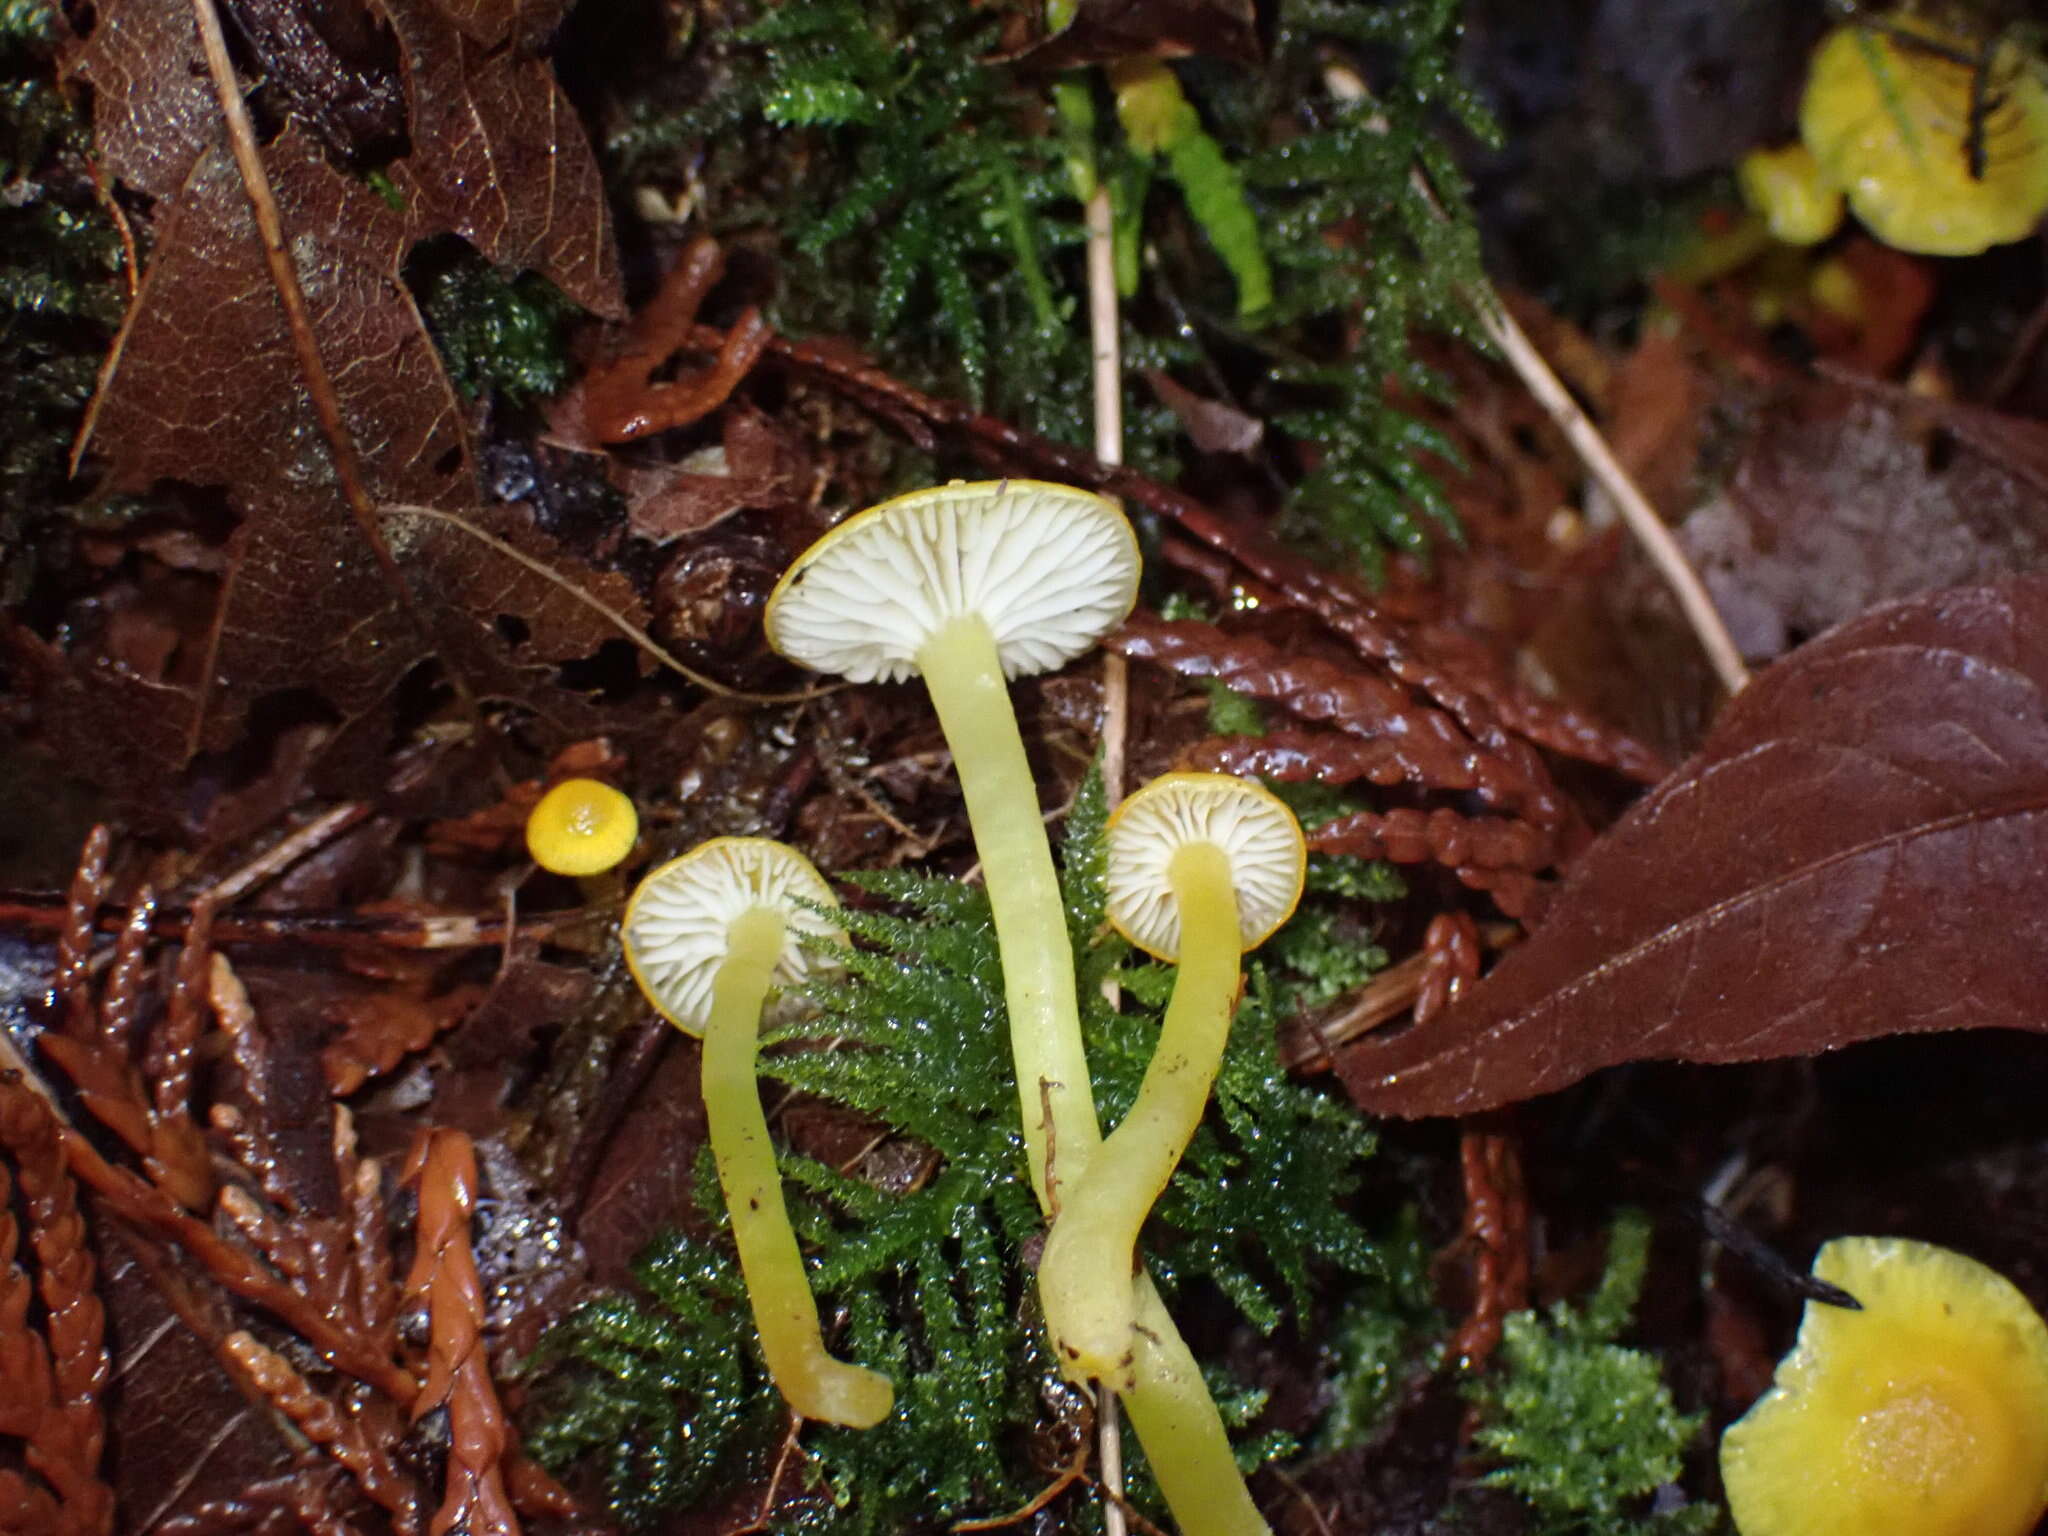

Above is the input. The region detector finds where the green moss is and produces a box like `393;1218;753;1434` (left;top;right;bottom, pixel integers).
1467;1212;1721;1535
1201;677;1266;737
529;770;1403;1530
419;257;577;406
609;0;1492;570
0;8;124;602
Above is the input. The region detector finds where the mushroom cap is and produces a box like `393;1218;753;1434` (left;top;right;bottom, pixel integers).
1800;22;2048;257
1721;1236;2048;1536
526;779;639;877
1738;143;1845;246
621;838;846;1034
763;479;1141;685
1105;773;1306;961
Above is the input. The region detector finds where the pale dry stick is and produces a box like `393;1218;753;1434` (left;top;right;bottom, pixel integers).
203;803;371;908
1321;64;1749;697
1472;292;1749;694
1083;177;1131;1536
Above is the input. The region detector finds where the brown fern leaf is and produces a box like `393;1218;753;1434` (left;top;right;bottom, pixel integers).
223;1333;422;1535
405;1130;521;1536
0;1074;114;1536
39;831;212;1211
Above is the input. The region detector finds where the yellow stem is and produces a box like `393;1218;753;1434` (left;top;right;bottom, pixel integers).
917;615;1102;1207
916;621;1268;1535
704;906;893;1428
1125;1276;1270;1536
1039;842;1240;1381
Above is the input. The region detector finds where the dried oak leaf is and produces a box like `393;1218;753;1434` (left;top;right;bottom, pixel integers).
76;130;462;760
1338;574;2048;1118
376;0;623;318
64;0;216;200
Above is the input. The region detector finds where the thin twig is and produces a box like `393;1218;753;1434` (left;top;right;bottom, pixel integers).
1471;292;1750;694
379;503;833;705
1085;174;1131;1536
184;0;471;747
1321;62;1748;695
203;804;371;908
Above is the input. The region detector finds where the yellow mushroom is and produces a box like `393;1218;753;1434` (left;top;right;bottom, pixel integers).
1738;143;1846;245
1039;773;1305;1384
1721;1236;2048;1536
766;486;1273;1536
621;838;893;1429
764;479;1141;1212
1799;20;2048;256
525;778;639;878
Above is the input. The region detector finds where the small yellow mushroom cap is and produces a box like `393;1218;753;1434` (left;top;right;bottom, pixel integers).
1721;1236;2048;1536
1738;143;1846;245
1104;772;1306;961
525;779;639;877
1799;22;2048;256
621;837;846;1035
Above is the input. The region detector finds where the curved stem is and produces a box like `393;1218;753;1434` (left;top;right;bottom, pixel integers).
917;615;1102;1207
1124;1276;1269;1536
914;624;1267;1533
1039;842;1240;1381
704;906;893;1429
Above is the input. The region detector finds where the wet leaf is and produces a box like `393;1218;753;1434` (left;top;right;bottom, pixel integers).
64;0;216;199
1338;574;2048;1118
77;131;462;760
378;0;623;318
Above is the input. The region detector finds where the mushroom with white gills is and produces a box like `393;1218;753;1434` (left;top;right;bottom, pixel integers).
1040;772;1306;1384
763;479;1140;1212
621;837;893;1429
768;484;1271;1536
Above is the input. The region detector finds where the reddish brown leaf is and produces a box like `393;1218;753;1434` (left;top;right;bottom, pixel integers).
425;0;574;52
377;0;623;318
77;130;465;757
1338;574;2048;1118
64;0;217;200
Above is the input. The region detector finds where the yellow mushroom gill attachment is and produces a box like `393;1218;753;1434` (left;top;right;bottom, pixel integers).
1038;772;1305;1387
763;478;1141;1213
620;837;893;1430
1720;1235;2048;1536
1798;19;2048;256
525;778;639;878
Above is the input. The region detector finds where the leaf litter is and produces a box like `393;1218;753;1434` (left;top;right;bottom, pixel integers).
7;1;2048;1532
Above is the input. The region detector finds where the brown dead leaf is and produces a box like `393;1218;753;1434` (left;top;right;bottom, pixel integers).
1143;370;1264;457
77;130;461;759
1005;0;1260;70
65;0;217;200
1338;573;2048;1119
377;0;623;318
620;404;809;542
426;0;576;51
1683;386;2048;663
